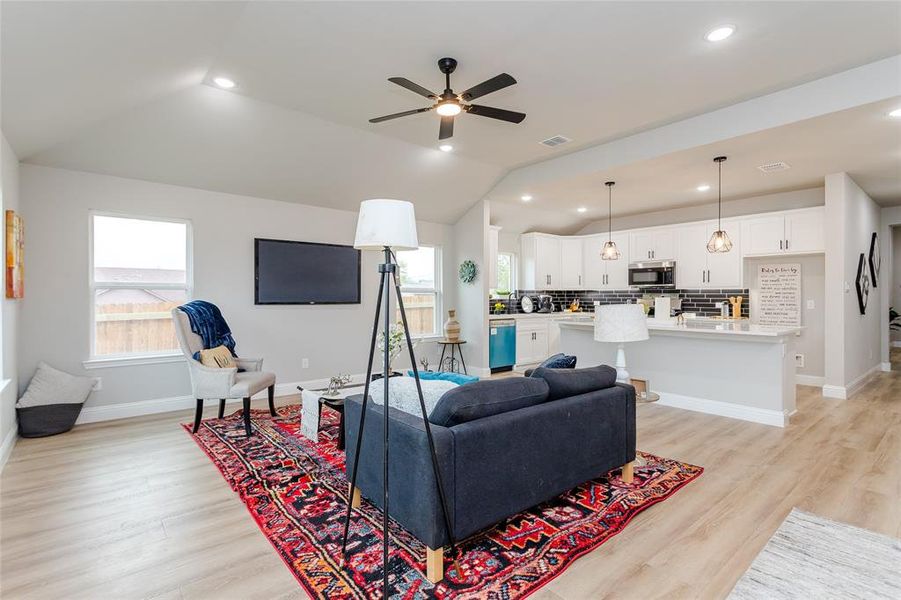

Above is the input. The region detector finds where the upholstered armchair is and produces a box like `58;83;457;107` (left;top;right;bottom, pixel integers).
171;308;276;436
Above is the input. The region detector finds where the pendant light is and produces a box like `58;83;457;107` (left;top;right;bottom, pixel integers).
601;181;621;260
707;156;733;253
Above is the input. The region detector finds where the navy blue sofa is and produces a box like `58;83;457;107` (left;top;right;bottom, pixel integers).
344;365;636;582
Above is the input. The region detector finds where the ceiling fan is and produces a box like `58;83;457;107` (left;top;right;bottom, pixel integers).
369;57;525;141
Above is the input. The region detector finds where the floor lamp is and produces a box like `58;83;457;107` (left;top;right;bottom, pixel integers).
340;199;459;598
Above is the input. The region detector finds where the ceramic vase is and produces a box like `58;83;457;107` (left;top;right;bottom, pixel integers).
444;309;461;341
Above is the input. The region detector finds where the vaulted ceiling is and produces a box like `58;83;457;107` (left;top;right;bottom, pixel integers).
2;1;900;224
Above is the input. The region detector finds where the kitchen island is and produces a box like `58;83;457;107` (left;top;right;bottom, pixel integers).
558;318;801;427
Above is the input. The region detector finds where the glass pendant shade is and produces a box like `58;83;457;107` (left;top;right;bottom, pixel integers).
707;156;733;254
707;229;733;253
601;240;621;260
600;180;620;260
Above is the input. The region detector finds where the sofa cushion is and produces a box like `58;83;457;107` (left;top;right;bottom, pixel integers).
370;377;458;417
536;353;577;369
530;365;618;401
429;377;549;427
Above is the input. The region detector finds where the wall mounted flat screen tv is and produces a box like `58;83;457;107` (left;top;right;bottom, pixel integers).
254;238;361;305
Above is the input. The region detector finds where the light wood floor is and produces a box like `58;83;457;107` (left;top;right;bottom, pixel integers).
2;359;899;599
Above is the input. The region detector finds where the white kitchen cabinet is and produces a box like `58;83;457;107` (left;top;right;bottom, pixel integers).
559;238;584;288
521;233;561;290
630;228;674;261
676;220;742;289
515;320;550;365
583;233;629;289
705;220;742;288
741;208;824;256
785;210;824;254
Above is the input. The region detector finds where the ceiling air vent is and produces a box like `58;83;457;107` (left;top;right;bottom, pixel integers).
540;135;571;147
757;161;791;173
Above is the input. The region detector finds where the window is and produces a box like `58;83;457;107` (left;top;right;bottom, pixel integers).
395;245;441;337
495;251;515;295
90;213;192;358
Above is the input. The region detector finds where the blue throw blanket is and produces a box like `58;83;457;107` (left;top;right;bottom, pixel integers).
177;301;237;356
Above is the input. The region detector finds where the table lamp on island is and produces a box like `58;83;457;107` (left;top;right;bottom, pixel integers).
594;303;649;383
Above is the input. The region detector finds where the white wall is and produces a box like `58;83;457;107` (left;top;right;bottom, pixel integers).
882;206;901;363
1;133;20;465
745;255;825;381
578;188;824;234
19;165;457;413
824;173;882;396
452;200;489;375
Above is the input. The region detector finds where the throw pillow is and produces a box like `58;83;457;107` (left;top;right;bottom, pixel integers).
429;377;550;427
17;362;95;408
407;370;479;385
369;377;459;417
530;364;617;401
199;345;237;369
536;353;577;369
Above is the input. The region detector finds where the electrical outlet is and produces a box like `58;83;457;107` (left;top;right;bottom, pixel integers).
806;299;815;310
794;354;805;368
92;377;102;391
302;358;309;369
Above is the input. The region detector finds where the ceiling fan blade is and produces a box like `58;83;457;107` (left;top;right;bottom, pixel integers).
465;104;526;124
369;107;432;123
388;77;438;99
439;116;454;140
460;73;516;101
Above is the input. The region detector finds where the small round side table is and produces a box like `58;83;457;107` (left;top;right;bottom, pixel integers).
637;391;660;403
437;339;467;374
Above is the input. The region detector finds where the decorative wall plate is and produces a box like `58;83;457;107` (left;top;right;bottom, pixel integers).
521;296;534;313
459;259;477;284
868;232;880;287
855;253;869;315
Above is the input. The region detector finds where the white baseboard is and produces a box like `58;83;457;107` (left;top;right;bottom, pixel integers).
891;341;901;348
75;369;487;426
821;385;847;399
655;391;790;428
0;423;17;473
820;364;882;400
796;374;825;387
881;362;892;372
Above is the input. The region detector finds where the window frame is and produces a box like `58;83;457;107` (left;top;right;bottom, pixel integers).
87;210;194;364
492;251;517;297
396;244;442;339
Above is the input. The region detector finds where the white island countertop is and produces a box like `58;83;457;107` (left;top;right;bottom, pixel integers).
557;316;801;339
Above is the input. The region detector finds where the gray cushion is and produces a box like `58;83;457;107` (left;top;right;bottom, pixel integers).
429;377;549;427
530;365;617;401
17;362;94;408
229;371;276;397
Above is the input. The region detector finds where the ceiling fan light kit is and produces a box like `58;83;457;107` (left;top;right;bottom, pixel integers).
707;156;734;253
370;57;526;141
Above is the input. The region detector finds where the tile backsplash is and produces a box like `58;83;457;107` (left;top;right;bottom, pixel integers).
489;288;750;318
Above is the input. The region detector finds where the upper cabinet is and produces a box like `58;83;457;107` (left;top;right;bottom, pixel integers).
521;233;561;290
741;207;824;257
559;238;584;288
675;220;741;289
630;228;675;261
583;233;630;289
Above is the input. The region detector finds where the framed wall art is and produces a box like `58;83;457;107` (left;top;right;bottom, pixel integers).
855;253;869;315
5;210;23;299
868;232;880;287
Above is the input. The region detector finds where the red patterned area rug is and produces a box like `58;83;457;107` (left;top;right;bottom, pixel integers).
186;405;702;599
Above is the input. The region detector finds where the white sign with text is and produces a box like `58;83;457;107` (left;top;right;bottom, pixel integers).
757;263;801;327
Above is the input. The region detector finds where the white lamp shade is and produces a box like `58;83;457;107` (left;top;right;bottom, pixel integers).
353;199;419;250
594;304;649;343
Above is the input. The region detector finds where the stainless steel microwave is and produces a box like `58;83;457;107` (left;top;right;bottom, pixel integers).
628;260;676;288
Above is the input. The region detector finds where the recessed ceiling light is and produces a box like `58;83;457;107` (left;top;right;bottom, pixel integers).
577;207;587;213
212;77;236;89
705;25;735;42
889;108;901;118
438;144;453;152
521;194;532;202
697;184;711;192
